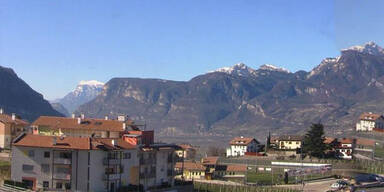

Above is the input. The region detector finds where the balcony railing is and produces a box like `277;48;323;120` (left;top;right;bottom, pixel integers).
53;173;71;180
104;173;120;180
103;158;120;165
53;158;71;165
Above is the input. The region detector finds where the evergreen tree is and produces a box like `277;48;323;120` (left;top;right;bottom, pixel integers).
303;123;327;158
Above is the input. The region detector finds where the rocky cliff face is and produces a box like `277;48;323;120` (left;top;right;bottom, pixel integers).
0;66;63;121
77;42;384;138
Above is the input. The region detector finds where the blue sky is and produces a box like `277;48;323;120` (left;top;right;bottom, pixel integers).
1;0;383;100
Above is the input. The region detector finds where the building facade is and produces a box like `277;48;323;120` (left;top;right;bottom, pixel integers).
0;110;28;149
356;112;384;132
276;135;303;150
226;137;260;157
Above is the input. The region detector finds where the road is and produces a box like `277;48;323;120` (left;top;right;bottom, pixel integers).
195;179;339;192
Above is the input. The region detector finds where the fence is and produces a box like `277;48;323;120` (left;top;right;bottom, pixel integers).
193;181;300;192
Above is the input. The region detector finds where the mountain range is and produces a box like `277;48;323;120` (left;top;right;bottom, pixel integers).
77;42;384;139
0;66;62;121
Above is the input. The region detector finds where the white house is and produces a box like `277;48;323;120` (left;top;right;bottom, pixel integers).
356;112;384;132
336;138;354;160
226;137;260;157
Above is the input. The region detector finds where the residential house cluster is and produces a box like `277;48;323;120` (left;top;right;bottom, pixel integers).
10;114;179;192
174;156;247;181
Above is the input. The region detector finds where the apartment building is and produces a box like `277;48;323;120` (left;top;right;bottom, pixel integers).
0;109;28;149
11;133;138;191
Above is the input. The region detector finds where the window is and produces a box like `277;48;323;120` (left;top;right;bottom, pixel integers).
123;152;131;159
65;183;71;190
41;164;50;173
43;181;49;188
44;151;50;158
56;182;62;189
22;164;33;172
28;150;34;158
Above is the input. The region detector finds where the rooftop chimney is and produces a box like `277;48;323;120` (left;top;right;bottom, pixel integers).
12;113;16;121
117;115;126;122
53;137;57;146
123;122;127;130
77;117;81;124
81;114;85;119
71;113;75;118
105;116;109;120
0;108;3;114
112;139;116;146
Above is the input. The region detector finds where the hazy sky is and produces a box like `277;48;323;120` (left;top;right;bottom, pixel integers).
1;0;384;100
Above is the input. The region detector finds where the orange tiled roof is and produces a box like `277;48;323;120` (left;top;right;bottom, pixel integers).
355;138;375;147
229;137;258;145
175;162;206;171
324;137;336;144
226;164;247;172
13;134;135;150
202;156;219;165
32;116;125;132
339;138;354;144
0;114;29;126
178;144;194;150
359;113;382;121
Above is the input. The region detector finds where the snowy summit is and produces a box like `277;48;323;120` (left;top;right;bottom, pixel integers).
341;41;384;56
78;80;104;86
259;64;291;73
210;63;258;77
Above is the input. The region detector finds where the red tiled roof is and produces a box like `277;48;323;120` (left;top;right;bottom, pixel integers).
229;137;258;145
202;156;219;165
175;162;206;171
0;114;29;126
277;135;303;141
13;134;135;150
359;113;382;121
226;164;247;172
32;116;125;132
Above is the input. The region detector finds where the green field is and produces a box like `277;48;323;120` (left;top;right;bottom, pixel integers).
374;147;384;158
246;171;332;185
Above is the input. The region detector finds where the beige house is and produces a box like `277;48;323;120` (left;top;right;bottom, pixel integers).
0;110;29;149
277;135;303;150
176;144;197;160
175;162;206;180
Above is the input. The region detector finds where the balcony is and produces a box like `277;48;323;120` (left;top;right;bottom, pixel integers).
53;173;71;180
103;158;120;165
104;173;120;180
53;158;71;165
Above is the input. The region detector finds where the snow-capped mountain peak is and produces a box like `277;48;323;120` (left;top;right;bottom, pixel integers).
259;64;291;73
78;80;104;86
210;63;258;77
341;41;384;56
54;80;105;114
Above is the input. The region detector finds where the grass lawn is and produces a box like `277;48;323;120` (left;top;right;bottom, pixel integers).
0;160;11;181
374;147;384;158
246;171;332;185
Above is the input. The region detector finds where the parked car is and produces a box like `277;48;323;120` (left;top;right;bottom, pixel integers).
330;180;349;190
